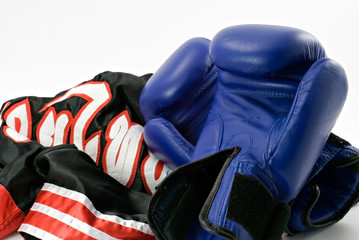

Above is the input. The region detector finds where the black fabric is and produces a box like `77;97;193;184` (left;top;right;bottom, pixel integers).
0;71;152;193
0;71;156;239
34;144;151;222
0;138;45;213
91;71;150;126
20;233;39;240
147;148;238;240
226;174;290;240
0;139;152;224
0;71;153;212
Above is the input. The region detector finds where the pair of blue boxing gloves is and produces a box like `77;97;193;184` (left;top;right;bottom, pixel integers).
140;25;359;240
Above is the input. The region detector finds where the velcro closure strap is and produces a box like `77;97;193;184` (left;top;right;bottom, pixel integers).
227;174;290;240
148;148;239;240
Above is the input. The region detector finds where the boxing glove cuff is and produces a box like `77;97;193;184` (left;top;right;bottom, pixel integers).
200;172;290;240
288;134;359;233
148;148;239;240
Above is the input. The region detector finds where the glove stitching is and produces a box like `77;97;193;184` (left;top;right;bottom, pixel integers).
168;72;217;122
218;89;295;98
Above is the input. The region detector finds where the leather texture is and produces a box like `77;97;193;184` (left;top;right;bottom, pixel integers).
140;37;217;166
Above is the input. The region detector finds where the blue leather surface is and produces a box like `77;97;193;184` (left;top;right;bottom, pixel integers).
191;25;348;239
141;24;353;239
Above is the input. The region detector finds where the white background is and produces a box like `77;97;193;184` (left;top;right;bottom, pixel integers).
1;0;358;239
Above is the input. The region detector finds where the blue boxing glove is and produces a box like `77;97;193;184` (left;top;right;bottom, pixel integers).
191;25;347;240
141;25;359;235
145;25;350;240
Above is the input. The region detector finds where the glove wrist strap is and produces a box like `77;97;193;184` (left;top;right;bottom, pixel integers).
200;174;290;240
